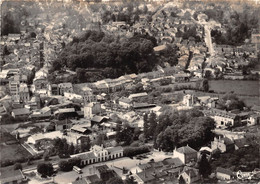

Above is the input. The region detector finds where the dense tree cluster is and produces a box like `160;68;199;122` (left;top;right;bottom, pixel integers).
37;163;54;177
208;4;259;45
50;31;159;83
143;108;215;151
217;92;245;111
58;157;81;172
211;144;259;172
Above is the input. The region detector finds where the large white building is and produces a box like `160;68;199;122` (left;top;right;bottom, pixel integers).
71;145;123;166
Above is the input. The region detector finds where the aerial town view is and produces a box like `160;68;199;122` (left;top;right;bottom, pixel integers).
0;0;259;183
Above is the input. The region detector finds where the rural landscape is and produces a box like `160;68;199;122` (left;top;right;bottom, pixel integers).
0;0;259;184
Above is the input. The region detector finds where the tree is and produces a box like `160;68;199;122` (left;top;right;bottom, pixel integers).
198;153;212;178
204;70;212;79
68;143;75;155
37;163;54;177
14;163;22;170
58;160;72;172
3;45;10;56
202;79;209;92
68;157;81;168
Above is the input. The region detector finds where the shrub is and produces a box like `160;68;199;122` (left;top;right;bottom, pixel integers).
37;163;54;177
123;146;150;157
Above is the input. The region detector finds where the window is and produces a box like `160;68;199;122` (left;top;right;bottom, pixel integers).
221;121;224;125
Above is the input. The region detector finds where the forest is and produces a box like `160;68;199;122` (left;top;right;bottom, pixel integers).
143;108;215;152
50;30;168;83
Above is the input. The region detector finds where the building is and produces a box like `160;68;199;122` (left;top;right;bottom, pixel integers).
47;83;58;96
11;108;30;119
205;108;240;128
173;145;197;164
19;83;30;103
182;94;195;107
9;80;20;96
83;92;97;104
134;158;184;184
128;92;148;101
247;114;260;126
71;145;123;166
211;136;234;153
84;102;102;119
0;169;25;184
27;133;46;144
179;166;200;184
58;83;73;95
216;167;234;180
118;97;132;109
33;77;48;92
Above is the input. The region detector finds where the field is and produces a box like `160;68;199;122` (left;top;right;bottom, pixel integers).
0;128;31;163
209;80;259;96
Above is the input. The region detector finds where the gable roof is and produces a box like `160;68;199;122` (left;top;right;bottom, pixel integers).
176;145;197;154
106;146;123;154
91;116;107;123
162;158;183;167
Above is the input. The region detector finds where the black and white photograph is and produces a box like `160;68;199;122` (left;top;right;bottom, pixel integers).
0;0;259;183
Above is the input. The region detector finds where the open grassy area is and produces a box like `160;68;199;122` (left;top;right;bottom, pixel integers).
0;144;31;163
0;128;31;164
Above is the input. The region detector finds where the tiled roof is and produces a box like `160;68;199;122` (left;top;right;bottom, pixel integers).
106;146;123;154
176;145;197;154
12;108;30;116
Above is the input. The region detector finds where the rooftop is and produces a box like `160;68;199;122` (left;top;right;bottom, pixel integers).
176;145;197;154
12;108;30;116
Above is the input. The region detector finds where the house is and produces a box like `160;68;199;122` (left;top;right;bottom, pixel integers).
211;136;234;153
71;145;123;166
47;84;58;96
179;166;200;184
0;169;25;184
27;133;46;144
118;97;132;109
9;80;20;96
216;167;234;180
91;115;108;126
57;83;73;96
64;92;83;101
205;108;240;128
30;106;52;120
128;92;148;101
84;102;102;119
33;77;48;92
234;138;250;150
247;114;260;126
53;119;74;131
71;124;92;135
173;73;190;82
134;158;184;184
12;108;30;119
173;145;197;164
19;83;30;103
